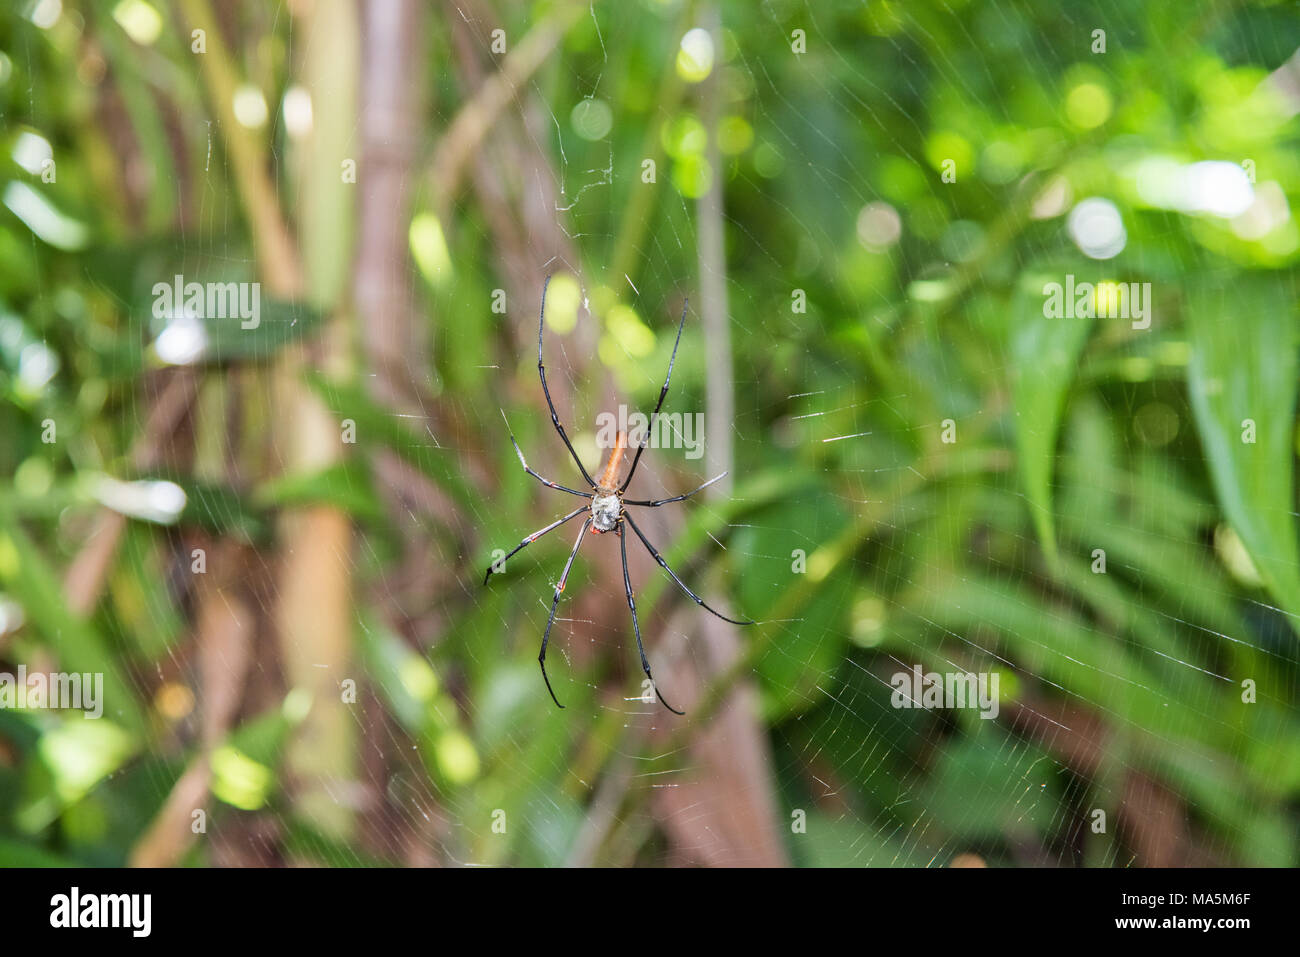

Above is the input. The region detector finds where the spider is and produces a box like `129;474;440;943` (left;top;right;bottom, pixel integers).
484;275;754;714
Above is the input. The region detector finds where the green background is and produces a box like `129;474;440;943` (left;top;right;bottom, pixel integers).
0;0;1298;867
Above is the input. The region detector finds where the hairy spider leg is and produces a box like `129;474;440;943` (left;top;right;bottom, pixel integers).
618;297;688;493
623;470;728;507
483;505;587;586
620;521;684;714
508;431;592;498
623;511;756;626
538;516;592;709
538;275;599;488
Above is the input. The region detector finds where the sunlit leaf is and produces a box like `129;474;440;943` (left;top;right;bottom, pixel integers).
1186;272;1300;633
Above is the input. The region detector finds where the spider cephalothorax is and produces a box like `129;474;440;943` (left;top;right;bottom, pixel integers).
484;276;754;714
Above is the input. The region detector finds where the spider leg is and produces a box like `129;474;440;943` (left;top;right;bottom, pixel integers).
617;296;688;493
623;512;755;626
623;471;727;507
538;516;592;709
538;275;599;488
508;432;593;498
484;505;587;586
620;521;684;714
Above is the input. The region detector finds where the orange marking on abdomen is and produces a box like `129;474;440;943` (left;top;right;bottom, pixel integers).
597;431;628;490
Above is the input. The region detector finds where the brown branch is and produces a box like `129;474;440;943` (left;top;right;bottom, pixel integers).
357;0;426;411
176;0;304;295
431;0;592;210
130;540;253;867
639;6;788;868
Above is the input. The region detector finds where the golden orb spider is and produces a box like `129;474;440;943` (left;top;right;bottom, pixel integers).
484;276;754;714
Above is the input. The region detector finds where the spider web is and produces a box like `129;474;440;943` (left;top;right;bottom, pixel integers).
367;0;1300;869
410;0;1300;868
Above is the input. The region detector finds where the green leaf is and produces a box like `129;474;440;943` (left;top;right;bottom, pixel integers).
0;836;78;867
254;461;382;522
122;266;325;364
731;489;853;719
0;504;145;735
1009;266;1096;564
1186;273;1300;632
151;296;326;363
304;371;476;508
177;480;268;542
